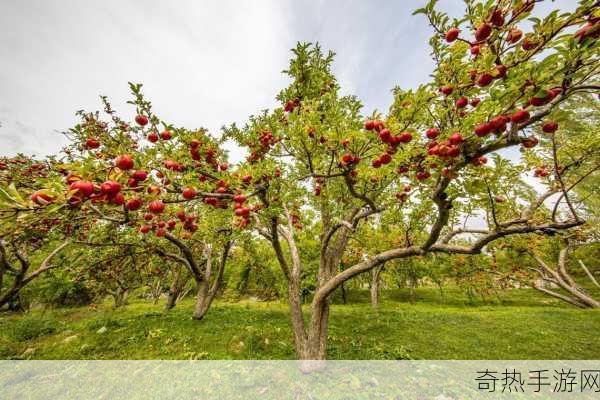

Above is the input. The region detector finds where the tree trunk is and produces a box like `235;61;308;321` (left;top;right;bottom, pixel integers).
192;280;215;320
340;281;347;305
165;267;182;311
191;241;231;320
370;265;383;309
0;284;23;310
112;287;128;308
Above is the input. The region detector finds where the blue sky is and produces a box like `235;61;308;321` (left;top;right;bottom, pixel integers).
0;0;574;162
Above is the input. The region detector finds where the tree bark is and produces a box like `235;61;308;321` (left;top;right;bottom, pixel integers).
0;240;70;310
530;245;600;309
112;287;128;308
165;266;182;311
370;265;383;309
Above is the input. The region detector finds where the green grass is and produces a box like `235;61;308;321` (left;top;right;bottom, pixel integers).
1;288;599;360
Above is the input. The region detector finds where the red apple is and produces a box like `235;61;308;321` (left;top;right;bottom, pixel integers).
426;128;440;139
449;133;464;145
31;191;55;205
511;109;530;124
135;115;149;126
455;97;468;108
440;86;453;96
100;180;121;196
474;123;493;137
69;180;94;198
507;28;523;44
398;132;413;143
542;121;558;133
126;198;143;211
477;73;493;87
491;10;505;27
182;187;197;200
475;23;492;42
160;130;172;140
445;27;460;42
115;154;134;170
147;132;159;143
148;200;165;214
132;170;148;181
85;138;100;149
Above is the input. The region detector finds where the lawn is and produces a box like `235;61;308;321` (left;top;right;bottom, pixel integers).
1;288;599;360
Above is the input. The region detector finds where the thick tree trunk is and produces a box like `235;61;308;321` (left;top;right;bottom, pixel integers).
192;280;217;320
190;241;231;321
370;265;383;309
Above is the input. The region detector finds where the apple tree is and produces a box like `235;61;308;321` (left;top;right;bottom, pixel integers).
225;0;599;360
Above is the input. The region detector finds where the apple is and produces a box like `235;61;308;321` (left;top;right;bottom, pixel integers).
111;193;125;206
470;98;481;107
364;120;376;130
506;28;523;44
521;136;539;148
491;9;505;26
494;195;505;203
69;180;94;198
398;132;413;143
182;187;197;200
140;225;151;234
85;138;100;149
160;130;172;140
100;180;121;196
470;44;481;56
440;86;453;96
455;97;468;108
397;165;409;174
132;170;148;181
490;115;510;133
447;145;461;157
380;153;392;165
126;198;143;211
234;207;250;217
135;115;149;126
474;123;493;137
31;191;55;205
115;154;134;170
233;194;247;203
379;129;392;143
542;121;558;133
416;171;431;181
372;159;382;168
449;133;464;145
445;27;460;42
148;200;165;214
426;128;440;139
155;229;166;237
147;132;159;143
511;109;530;124
522;37;537;50
475;23;492;42
477;73;493;87
494;64;507;79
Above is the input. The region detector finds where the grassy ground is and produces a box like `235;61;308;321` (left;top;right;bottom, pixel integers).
1;288;599;360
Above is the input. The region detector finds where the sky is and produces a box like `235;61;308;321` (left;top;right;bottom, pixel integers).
0;0;575;163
